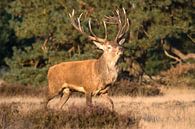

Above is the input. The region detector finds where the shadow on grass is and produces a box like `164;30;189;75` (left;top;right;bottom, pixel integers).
0;103;138;129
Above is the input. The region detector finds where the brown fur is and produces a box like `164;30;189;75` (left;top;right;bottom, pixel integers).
48;60;97;97
47;53;119;99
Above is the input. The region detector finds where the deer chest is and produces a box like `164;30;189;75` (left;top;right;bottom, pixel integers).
93;68;118;96
104;66;118;85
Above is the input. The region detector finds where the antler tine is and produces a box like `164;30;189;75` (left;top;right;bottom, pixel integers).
114;8;129;41
69;10;87;36
104;16;117;24
118;8;129;39
89;19;108;41
103;20;108;40
88;18;97;37
77;13;83;31
125;18;130;33
114;9;122;41
122;7;129;33
122;7;126;18
69;9;107;43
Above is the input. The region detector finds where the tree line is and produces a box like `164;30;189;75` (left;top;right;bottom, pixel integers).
0;0;194;86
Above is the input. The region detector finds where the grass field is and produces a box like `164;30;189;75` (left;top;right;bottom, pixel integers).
0;87;195;129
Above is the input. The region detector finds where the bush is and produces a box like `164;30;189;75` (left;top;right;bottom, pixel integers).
160;63;195;87
109;79;161;96
0;104;138;129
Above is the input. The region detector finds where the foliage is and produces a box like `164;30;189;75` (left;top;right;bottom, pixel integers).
3;44;49;85
144;44;171;75
0;0;194;86
0;0;16;67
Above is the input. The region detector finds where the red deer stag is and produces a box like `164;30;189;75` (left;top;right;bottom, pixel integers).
47;8;129;111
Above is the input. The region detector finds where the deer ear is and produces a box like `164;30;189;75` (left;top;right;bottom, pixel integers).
118;38;125;45
93;41;104;50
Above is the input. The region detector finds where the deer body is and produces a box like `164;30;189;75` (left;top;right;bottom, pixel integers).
47;9;129;110
48;54;119;98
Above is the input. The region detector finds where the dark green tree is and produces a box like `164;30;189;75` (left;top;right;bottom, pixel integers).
0;0;15;66
2;0;194;85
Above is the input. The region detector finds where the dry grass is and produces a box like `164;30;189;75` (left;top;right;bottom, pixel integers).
138;101;195;129
0;88;195;129
115;88;195;129
160;64;195;77
160;64;195;87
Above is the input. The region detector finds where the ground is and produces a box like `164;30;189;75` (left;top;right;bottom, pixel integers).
0;87;194;129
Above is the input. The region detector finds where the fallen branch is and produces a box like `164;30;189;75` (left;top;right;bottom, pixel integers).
187;34;195;44
163;41;195;62
164;49;182;63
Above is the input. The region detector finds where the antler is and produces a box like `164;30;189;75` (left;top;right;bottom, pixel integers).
105;8;129;42
69;10;107;43
69;8;129;44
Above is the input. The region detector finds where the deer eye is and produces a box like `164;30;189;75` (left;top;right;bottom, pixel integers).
108;46;112;49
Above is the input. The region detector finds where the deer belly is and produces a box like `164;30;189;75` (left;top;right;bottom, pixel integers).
62;83;86;93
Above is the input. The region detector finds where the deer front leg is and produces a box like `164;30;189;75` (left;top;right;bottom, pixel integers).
57;88;71;109
85;92;92;108
101;93;114;111
138;75;142;85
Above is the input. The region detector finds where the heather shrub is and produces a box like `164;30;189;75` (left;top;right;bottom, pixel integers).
0;103;138;129
0;84;46;97
160;64;195;87
109;79;160;96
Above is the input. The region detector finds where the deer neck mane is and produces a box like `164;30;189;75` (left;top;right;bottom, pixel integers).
95;53;120;85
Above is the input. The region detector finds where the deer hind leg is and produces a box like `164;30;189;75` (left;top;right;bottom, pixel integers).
45;92;60;109
101;93;114;111
138;75;142;85
85;92;92;108
57;88;71;109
